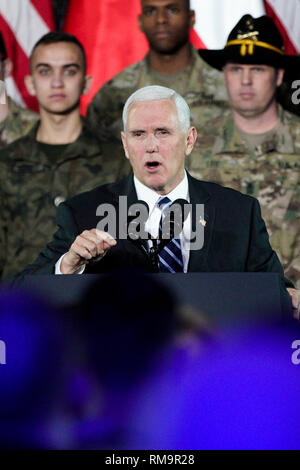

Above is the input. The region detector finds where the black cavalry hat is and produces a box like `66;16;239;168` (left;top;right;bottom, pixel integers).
0;33;7;60
198;14;297;71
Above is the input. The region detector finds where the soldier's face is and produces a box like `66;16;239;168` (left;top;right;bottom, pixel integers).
25;42;91;115
138;0;194;54
121;99;196;195
223;63;284;118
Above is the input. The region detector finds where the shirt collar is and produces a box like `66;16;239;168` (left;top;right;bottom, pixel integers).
134;171;189;214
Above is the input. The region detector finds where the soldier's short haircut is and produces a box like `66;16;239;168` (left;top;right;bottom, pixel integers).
141;0;190;10
123;85;191;133
30;32;87;73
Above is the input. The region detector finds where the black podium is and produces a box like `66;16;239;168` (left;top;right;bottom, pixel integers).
16;272;290;325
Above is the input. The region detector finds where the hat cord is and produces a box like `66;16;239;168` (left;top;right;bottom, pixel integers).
225;39;284;56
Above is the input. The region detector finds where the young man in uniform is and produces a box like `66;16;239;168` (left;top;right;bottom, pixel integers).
0;32;126;280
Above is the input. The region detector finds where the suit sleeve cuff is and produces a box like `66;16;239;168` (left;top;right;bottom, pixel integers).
55;254;86;275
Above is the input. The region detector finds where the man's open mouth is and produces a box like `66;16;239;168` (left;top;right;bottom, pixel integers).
146;161;160;168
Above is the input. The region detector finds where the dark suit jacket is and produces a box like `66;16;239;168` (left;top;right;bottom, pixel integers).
17;173;291;289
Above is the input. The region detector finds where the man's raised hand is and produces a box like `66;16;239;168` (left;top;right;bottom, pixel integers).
60;229;116;274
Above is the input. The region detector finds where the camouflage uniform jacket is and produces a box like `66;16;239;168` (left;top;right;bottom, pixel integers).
86;46;229;143
0;121;128;280
187;105;300;287
0;97;39;150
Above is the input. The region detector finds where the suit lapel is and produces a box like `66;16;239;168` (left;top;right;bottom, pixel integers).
187;173;215;272
110;173;149;253
110;173;138;205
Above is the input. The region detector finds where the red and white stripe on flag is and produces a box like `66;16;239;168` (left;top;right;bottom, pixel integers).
191;0;265;48
185;0;300;55
0;0;55;111
64;0;148;115
191;0;300;54
264;0;300;54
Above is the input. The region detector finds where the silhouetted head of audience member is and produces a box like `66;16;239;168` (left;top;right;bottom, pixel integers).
0;289;65;448
76;269;177;389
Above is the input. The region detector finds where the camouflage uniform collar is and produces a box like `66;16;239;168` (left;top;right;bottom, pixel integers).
27;119;41;140
145;44;195;71
189;45;198;66
20;119;102;163
213;106;294;155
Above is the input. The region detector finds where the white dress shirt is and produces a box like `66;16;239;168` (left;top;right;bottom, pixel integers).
134;172;191;272
56;171;191;274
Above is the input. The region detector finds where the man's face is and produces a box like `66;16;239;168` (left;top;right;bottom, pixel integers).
25;42;90;115
223;63;284;118
121;99;196;195
139;0;194;54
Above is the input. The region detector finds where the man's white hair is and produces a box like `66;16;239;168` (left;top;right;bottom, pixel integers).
122;85;191;133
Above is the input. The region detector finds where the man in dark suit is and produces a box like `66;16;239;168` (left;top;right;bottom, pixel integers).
17;85;299;317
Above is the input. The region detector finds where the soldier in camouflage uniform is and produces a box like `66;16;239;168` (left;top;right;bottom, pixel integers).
86;0;228;144
0;32;38;149
0;97;39;149
0;32;127;280
188;15;300;287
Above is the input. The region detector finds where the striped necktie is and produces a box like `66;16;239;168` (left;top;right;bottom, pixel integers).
157;196;184;273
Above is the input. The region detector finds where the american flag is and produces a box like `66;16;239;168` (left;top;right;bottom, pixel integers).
0;0;54;111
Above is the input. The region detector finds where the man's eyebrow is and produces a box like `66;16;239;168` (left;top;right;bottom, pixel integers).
155;126;171;132
62;63;81;69
35;62;81;69
35;63;51;69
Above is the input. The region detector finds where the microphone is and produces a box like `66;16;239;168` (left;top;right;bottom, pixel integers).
126;200;152;261
126;198;190;271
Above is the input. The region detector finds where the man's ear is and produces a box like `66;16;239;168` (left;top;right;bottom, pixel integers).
82;74;92;95
24;75;36;96
277;68;285;87
185;126;197;156
189;10;195;29
3;58;12;79
121;131;130;159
